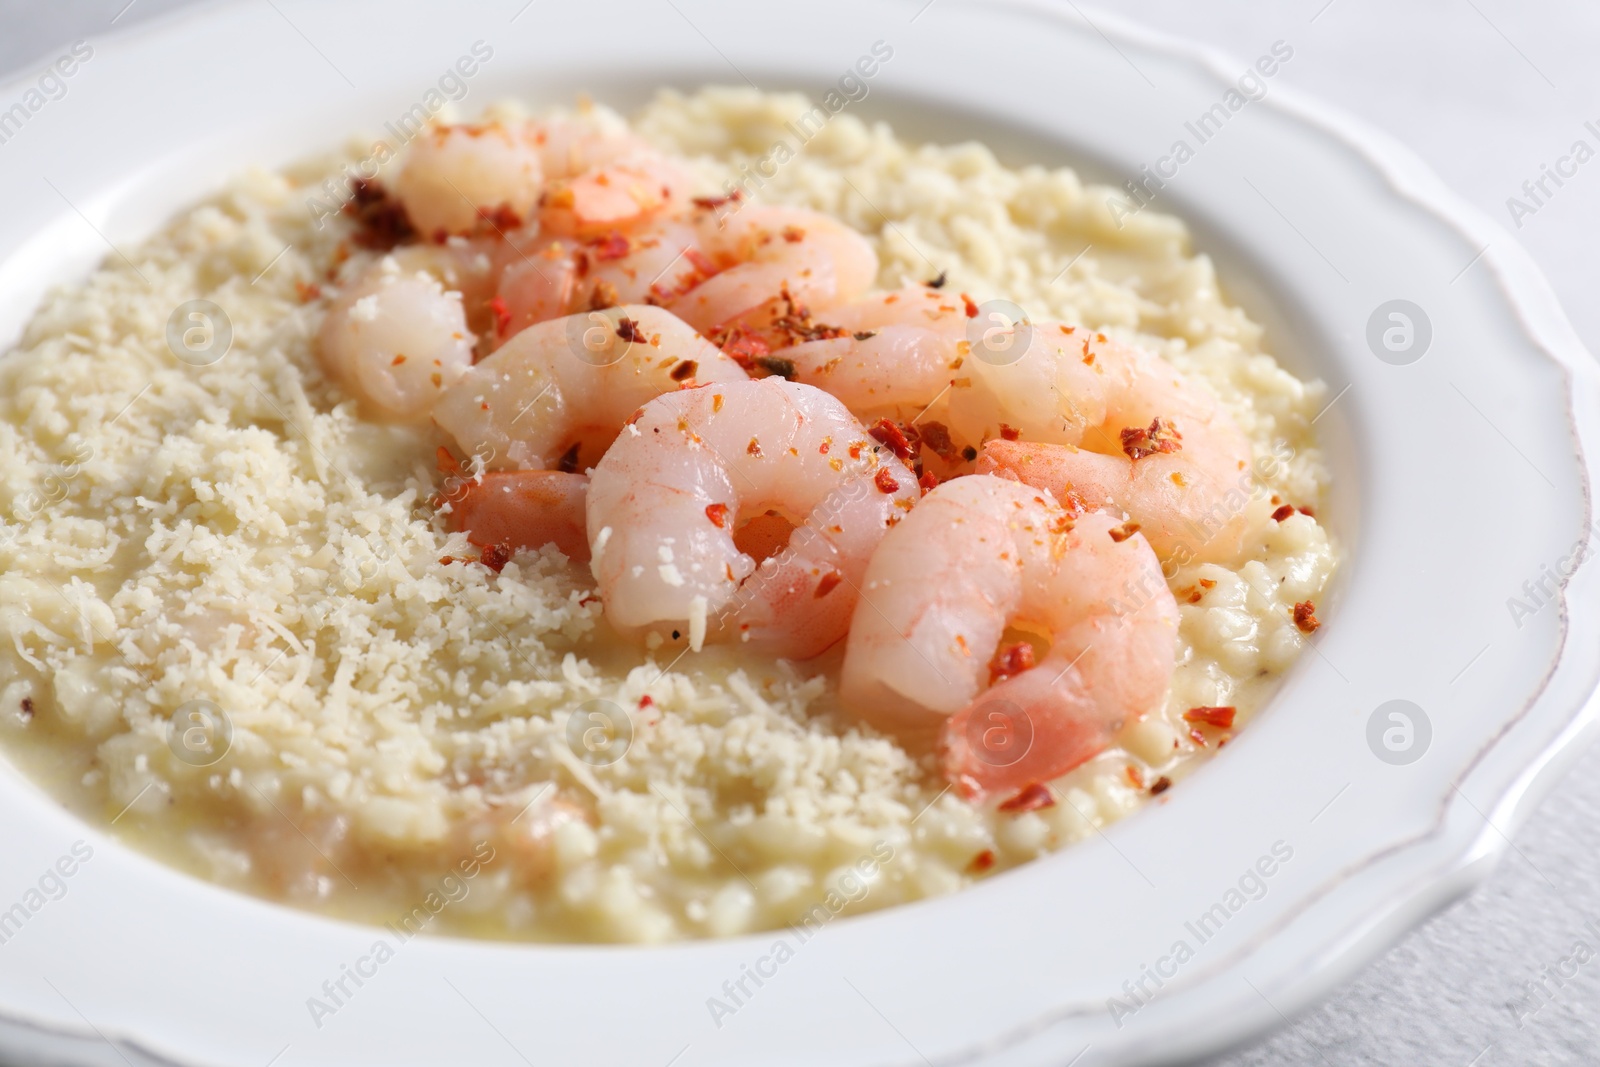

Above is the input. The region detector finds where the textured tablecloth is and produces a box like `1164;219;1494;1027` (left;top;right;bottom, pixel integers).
2;2;1597;1064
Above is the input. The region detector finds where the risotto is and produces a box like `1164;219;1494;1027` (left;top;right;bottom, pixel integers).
0;88;1335;943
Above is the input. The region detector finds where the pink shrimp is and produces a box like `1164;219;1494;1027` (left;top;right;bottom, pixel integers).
585;378;918;658
432;304;749;473
670;206;879;337
838;475;1178;799
975;332;1266;564
780;286;973;421
445;467;591;563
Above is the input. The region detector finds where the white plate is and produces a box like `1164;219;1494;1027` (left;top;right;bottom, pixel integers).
0;2;1596;1065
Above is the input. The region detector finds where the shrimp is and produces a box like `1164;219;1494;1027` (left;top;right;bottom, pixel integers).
838;475;1179;799
385;240;500;344
585;378;919;658
432;305;748;472
315;257;476;421
537;152;696;239
670;206;879;336
392;122;545;239
493;216;717;343
974;332;1265;563
445;468;591;562
780;287;972;421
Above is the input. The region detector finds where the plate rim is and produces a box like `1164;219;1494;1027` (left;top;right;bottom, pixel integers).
0;2;1594;1065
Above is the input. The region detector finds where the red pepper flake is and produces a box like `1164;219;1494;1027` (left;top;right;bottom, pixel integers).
591;232;631;261
819;439;830;454
958;293;979;318
704;502;731;528
717;326;770;370
588;279;620;310
988;641;1036;685
19;697;34;722
1199;578;1216;589
295;281;321;303
874;467;901;494
479;543;512;572
430;372;443;388
1149;776;1172;796
781;225;806;243
1183;705;1237;729
814;571;844;598
1108;521;1141;543
691;190;743;210
639;694;656;709
1293;600;1321;633
489;296;512;337
1182;586;1203;604
747;437;763;457
868;418;918;462
670;359;699;382
342;178;415;250
577;594;600;607
919;421;960;464
1298;505;1317;518
615;316;646;344
712;394;725;413
391;354;407;366
1120;417;1183;460
439;555;457;566
999;424;1021;442
998;783;1056;813
918;469;941;493
1271;504;1296;522
1125;764;1146;790
967;849;996;873
754;355;797;379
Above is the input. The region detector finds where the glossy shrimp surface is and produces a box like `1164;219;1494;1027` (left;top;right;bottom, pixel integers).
585;378;918;658
838;475;1178;798
976;333;1265;564
392;122;545;239
432;305;748;472
494;216;718;343
671;206;878;335
781;287;972;421
445;468;591;562
315;258;476;422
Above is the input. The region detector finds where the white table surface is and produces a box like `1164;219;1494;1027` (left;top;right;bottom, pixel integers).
2;2;1597;1064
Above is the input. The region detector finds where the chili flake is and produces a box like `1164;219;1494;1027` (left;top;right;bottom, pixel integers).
1293;600;1321;633
705;503;730;528
615;316;646;344
489;295;512;337
874;468;901;494
967;849;996;873
998;783;1056;813
1183;705;1236;729
479;543;512;572
670;359;699;382
1120;417;1183;461
1108;521;1141;543
1149;776;1172;796
868;418;918;462
1271;504;1296;522
988;641;1035;685
814;571;844;598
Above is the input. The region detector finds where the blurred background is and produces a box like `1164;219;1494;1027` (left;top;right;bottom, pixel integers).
2;1;1597;1063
